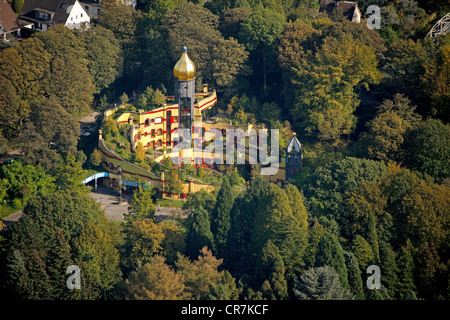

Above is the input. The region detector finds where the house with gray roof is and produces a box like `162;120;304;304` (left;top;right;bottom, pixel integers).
19;0;90;32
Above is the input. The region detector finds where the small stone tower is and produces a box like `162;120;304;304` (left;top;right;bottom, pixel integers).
286;133;302;180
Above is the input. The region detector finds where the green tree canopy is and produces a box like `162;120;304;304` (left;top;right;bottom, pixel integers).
293;266;354;300
401;118;450;183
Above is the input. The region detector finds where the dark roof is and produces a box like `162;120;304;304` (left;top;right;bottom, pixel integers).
20;0;77;24
287;134;302;154
0;0;22;33
319;0;358;21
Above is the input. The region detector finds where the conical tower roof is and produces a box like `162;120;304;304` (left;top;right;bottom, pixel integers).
287;133;302;153
173;46;196;81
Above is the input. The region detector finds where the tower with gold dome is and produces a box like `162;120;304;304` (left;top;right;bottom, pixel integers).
174;46;196;137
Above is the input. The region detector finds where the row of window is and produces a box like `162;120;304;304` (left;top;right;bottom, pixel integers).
287;154;301;164
144;117;167;126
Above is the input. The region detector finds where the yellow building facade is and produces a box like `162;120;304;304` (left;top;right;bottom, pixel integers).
99;48;298;196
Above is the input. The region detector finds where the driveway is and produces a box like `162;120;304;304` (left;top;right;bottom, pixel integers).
90;186;183;222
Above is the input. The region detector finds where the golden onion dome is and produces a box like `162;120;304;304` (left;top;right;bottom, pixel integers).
173;46;196;81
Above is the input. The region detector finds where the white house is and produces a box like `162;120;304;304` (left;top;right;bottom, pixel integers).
20;0;90;32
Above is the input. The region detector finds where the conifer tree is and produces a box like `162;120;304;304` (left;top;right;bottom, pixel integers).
302;218;324;269
185;207;215;259
5;250;33;299
210;177;233;258
396;239;416;299
344;251;365;300
293;266;354;300
260;240;288;300
352;235;375;272
47;228;74;299
379;243;399;298
26;249;52;299
366;213;380;262
314;232;349;288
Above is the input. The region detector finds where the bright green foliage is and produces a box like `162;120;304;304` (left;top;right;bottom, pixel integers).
183;189;217;215
239;8;285;51
1;161;54;203
351;235;375;272
127;185;155;221
210;177;233;257
293;266;354;300
54;153;87;192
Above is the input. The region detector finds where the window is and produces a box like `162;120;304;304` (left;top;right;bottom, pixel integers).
157;129;162;135
80;13;83;18
144;119;150;126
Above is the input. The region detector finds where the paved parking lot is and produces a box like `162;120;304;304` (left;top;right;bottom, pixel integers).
90;186;184;222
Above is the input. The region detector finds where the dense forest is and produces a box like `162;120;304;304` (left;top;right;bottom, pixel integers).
0;0;449;300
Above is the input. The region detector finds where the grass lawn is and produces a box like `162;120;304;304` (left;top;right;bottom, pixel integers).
0;198;24;220
157;197;186;208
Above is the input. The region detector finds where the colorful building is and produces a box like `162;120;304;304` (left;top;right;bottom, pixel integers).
98;47;302;196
